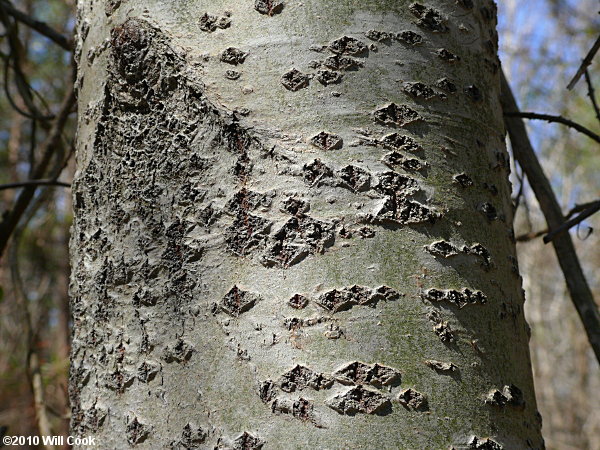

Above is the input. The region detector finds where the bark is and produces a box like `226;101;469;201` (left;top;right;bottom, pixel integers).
70;1;544;448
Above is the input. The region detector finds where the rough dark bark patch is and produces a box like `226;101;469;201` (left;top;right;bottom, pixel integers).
338;165;371;192
486;384;525;408
310;131;343;150
436;48;460;62
365;30;392;42
323;55;364;71
397;388;428;411
199;13;231;32
316;69;343;85
328;36;367;55
422;288;487;308
255;0;284;16
262;215;335;267
316;285;400;313
382;151;427;172
379;133;422;152
279;365;334;392
233;432;264;450
281;69;310;91
333;362;401;387
326;386;391;415
396;30;423;45
409;3;449;33
219;286;261;317
436;77;457;93
220;47;248;65
468;436;503;450
453;173;473;187
373;103;422;127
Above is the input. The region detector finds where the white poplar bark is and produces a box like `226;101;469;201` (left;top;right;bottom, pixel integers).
70;1;544;448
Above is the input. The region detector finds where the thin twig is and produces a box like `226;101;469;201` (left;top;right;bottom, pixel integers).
0;7;54;122
584;70;600;124
501;69;600;366
544;200;600;243
567;199;600;218
9;206;56;449
0;85;76;258
503;111;600;144
516;229;547;243
567;35;600;90
515;200;600;242
0;0;71;51
0;179;71;191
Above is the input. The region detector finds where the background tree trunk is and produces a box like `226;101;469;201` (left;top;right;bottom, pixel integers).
70;0;544;448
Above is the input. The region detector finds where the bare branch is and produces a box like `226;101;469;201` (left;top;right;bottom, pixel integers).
567;35;600;90
544;200;600;243
584;70;600;124
0;0;72;51
567;199;600;218
503;111;600;145
0;179;71;191
516;229;547;243
501;69;600;366
0;7;55;121
0;85;76;258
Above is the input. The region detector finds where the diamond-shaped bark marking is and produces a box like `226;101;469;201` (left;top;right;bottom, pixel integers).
326;385;391;415
316;285;401;313
370;363;402;386
485;384;525;408
302;158;334;186
271;397;316;423
338;165;370;192
310;131;343;150
398;388;428;411
316;288;354;312
220;286;260;317
255;0;284;16
422;288;487;308
382;151;426;172
374;103;421;127
375;171;420;196
288;294;309;309
333;362;372;385
334;362;401;387
316;69;342;85
281;69;310;91
323;55;364;71
426;240;459;258
379;133;422;152
126;416;151;445
468;436;503;450
233;432;264;450
409;3;449;33
262;215;335;268
220;47;248;65
328;36;367;55
279;364;334;392
224;213;271;257
403;81;437;100
374;197;438;225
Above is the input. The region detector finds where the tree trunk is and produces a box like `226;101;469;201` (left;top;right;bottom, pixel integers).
70;0;544;448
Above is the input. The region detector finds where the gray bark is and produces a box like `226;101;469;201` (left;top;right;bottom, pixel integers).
70;0;544;448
